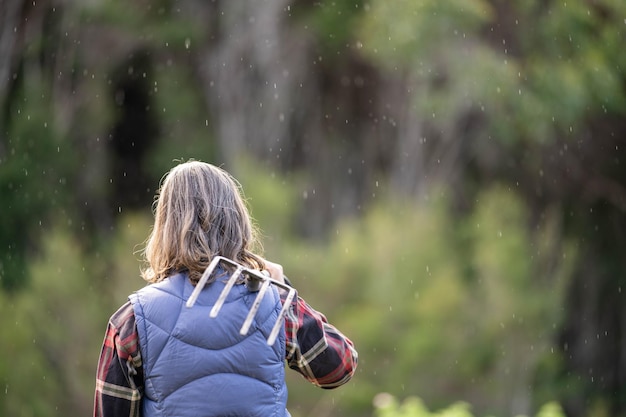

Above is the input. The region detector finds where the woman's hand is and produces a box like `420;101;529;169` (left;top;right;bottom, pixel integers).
261;258;285;284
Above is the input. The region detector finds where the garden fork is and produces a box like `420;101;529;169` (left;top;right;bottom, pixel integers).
185;256;296;346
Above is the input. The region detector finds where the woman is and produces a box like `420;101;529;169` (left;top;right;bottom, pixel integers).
93;160;358;417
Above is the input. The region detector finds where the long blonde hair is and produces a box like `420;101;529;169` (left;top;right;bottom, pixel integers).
141;160;264;284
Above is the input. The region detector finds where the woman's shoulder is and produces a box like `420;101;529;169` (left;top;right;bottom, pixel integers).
109;300;136;332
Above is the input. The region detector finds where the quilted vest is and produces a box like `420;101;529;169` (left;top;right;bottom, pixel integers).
129;271;289;417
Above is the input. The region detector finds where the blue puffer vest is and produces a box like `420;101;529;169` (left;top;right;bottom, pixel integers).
129;271;289;417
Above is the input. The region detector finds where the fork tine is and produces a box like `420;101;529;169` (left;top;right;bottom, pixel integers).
267;287;296;346
240;278;272;335
210;265;244;318
186;256;223;308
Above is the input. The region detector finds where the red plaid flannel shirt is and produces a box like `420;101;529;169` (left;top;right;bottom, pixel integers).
93;285;358;417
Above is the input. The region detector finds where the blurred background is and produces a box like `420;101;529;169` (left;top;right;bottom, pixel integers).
1;0;625;416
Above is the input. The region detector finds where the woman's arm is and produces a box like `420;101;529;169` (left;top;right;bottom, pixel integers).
282;290;359;388
263;258;358;388
93;302;143;417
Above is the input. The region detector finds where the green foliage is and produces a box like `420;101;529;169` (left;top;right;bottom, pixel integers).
233;160;575;416
372;393;564;417
79;0;204;50
0;75;77;291
145;63;216;178
0;227;102;415
355;0;626;144
357;0;493;62
233;155;301;254
0;213;149;417
299;0;366;53
75;0;217;196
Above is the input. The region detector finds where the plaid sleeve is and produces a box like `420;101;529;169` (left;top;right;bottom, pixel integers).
281;289;358;389
93;301;143;417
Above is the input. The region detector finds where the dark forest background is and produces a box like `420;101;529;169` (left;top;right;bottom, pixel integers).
1;0;625;416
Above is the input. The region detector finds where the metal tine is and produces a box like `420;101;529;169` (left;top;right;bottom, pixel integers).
186;256;224;308
267;287;296;346
210;264;244;318
240;278;272;336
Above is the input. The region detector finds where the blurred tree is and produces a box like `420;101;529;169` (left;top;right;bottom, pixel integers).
0;0;209;288
0;0;77;290
108;48;160;211
355;1;626;415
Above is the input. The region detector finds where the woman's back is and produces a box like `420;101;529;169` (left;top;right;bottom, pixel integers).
130;272;288;417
